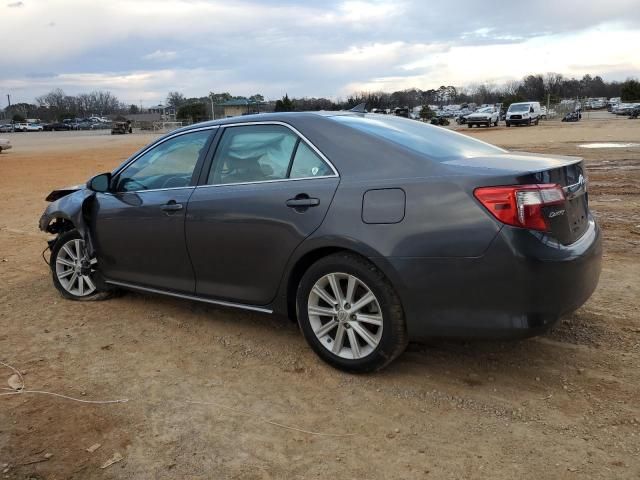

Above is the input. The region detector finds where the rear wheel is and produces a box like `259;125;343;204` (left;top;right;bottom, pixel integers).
50;230;113;301
467;123;472;128
296;253;407;372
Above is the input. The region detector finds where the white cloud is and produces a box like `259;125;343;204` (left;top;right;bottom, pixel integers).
143;50;177;61
0;0;639;105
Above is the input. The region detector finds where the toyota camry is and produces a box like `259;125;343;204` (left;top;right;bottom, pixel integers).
39;111;602;372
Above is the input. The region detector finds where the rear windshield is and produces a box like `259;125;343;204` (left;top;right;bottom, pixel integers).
331;114;505;160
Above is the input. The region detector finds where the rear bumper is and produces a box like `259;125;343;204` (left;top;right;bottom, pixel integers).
381;218;602;340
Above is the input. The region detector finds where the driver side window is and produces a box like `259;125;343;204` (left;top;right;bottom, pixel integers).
116;130;212;192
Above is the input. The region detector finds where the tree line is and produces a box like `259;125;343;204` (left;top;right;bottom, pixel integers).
2;73;638;122
4;88;127;122
167;74;639;120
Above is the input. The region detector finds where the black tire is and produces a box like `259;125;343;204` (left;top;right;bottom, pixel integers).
50;230;114;301
527;119;532;126
506;122;511;127
535;118;540;125
494;120;498;127
296;252;408;373
467;123;472;128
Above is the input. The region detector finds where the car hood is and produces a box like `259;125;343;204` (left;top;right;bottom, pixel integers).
467;112;492;118
45;184;85;202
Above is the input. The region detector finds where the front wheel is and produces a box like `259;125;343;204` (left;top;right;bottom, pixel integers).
296;253;408;372
506;122;511;127
50;230;113;301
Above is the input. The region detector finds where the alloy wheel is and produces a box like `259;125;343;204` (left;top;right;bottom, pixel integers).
55;238;97;297
307;272;383;360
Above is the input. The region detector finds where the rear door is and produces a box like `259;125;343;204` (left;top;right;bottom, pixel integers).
186;122;339;306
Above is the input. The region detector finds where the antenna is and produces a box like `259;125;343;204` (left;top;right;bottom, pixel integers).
349;102;367;114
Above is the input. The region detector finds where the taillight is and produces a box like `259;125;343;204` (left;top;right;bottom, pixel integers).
474;184;565;231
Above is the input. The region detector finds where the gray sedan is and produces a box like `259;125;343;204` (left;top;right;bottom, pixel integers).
39;112;602;372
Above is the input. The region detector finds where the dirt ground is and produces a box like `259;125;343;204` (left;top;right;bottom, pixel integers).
1;113;639;479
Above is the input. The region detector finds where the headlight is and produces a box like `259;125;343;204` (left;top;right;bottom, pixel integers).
523;113;529;117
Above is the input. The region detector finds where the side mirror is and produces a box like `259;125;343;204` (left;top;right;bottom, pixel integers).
87;172;112;193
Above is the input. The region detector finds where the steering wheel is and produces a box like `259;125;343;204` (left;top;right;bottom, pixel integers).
161;176;189;189
120;177;148;191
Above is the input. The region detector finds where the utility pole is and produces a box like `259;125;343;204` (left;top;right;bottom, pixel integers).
547;93;550;117
6;94;11;108
209;94;215;120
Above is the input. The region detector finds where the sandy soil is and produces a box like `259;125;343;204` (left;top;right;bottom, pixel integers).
1;115;639;479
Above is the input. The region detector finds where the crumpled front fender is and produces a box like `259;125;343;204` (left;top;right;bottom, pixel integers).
39;188;97;255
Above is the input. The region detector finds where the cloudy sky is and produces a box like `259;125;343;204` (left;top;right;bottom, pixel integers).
2;0;639;107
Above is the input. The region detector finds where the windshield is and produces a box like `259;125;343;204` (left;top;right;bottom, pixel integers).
477;107;493;113
508;104;530;112
331;114;506;160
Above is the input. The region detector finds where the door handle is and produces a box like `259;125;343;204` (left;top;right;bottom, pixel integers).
286;197;320;208
161;201;183;212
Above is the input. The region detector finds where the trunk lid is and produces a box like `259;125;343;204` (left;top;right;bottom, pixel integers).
445;152;590;245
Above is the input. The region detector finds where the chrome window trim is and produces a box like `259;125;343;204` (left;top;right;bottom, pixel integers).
101;186;195;195
195;175;338;190
110;120;340;194
105;279;272;313
211;120;340;180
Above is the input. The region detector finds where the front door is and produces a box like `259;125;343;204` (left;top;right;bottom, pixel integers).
90;129;215;292
186;123;339;305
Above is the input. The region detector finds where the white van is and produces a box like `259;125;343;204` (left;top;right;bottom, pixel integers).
505;102;541;127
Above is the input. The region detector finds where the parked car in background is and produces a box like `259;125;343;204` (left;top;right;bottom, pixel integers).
506;102;541;127
465;106;499;128
0;124;13;133
0;138;12;153
50;122;73;131
39;111;601;372
614;103;640;115
540;106;548;119
15;122;44;132
607;97;621;111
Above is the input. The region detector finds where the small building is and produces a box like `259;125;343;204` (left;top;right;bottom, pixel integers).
220;99;265;118
147;104;176;121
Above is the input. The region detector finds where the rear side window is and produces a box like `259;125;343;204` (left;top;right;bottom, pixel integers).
208;124;334;184
331;115;505;161
289;142;332;179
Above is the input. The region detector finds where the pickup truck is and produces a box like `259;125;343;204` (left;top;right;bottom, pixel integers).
465;106;499;128
15;122;44;132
